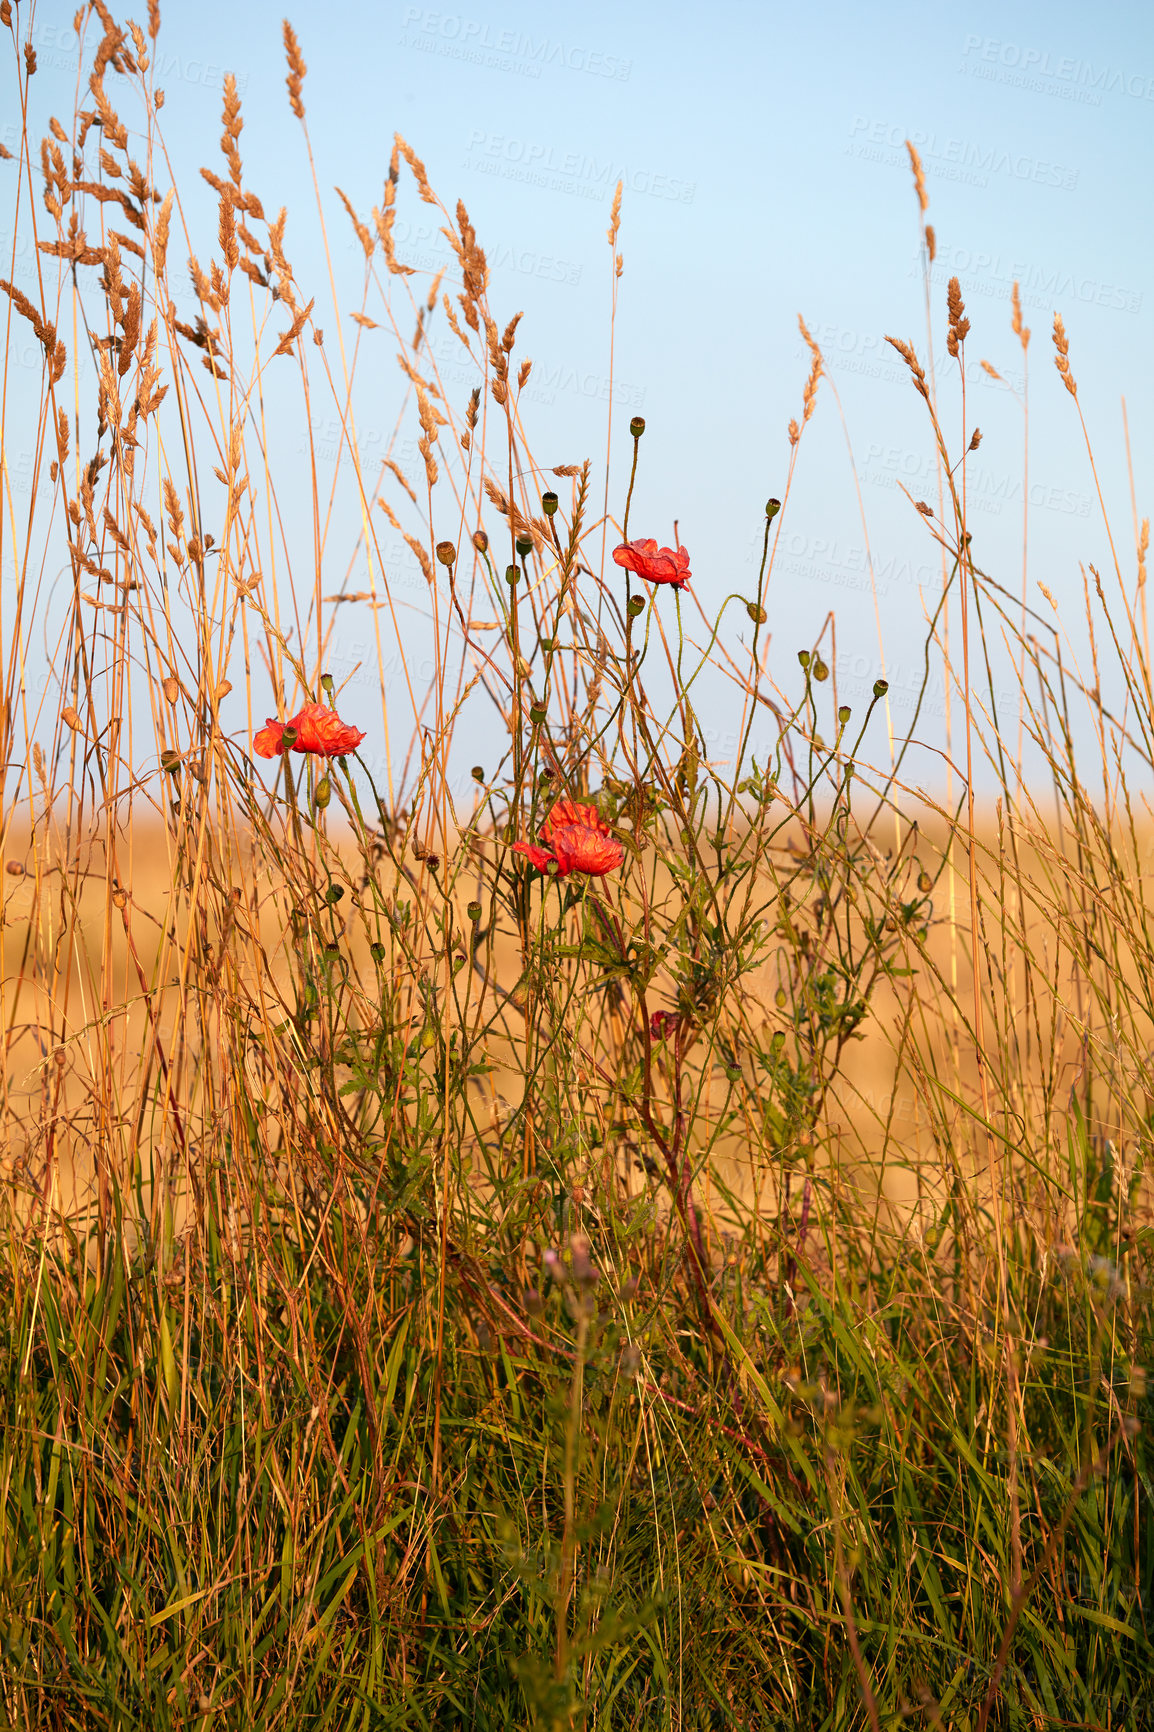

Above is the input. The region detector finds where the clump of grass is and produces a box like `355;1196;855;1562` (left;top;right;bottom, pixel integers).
0;10;1151;1729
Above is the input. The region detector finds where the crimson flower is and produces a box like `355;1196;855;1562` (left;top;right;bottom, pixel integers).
253;701;365;759
513;799;624;879
612;537;692;589
649;1009;679;1042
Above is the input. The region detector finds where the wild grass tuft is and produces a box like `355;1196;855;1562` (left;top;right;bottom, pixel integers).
0;10;1151;1729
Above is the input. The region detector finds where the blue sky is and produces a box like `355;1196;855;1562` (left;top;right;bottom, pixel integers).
6;0;1153;789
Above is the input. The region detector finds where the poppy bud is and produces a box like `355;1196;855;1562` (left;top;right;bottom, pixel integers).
873;679;889;697
320;672;333;694
627;595;646;618
505;564;518;586
765;498;781;520
529;703;547;724
797;650;811;669
746;601;767;625
471;764;485;782
838;705;851;725
162;677;179;704
630;416;646;437
314;776;331;809
917;870;932;893
515;534;533;559
325;884;344;904
813;657;829;682
542;491;559;516
161;749;181;773
467;900;482;921
435;540;456;567
370;942;385;961
472;529;489;554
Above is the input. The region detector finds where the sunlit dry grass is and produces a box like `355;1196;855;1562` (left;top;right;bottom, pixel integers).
0;14;1152;1731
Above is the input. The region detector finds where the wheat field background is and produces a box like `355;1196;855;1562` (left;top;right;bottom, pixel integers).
1;8;1152;1729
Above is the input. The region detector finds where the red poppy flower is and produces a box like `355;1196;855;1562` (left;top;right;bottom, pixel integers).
649;1009;678;1042
513;799;624;879
253;701;365;759
612;537;692;589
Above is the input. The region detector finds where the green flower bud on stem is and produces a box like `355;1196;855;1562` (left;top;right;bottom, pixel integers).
813;657;829;682
515;534;533;559
320;672;333;695
542;491;559;516
627;594;646;618
467;900;482;922
873;678;889;697
314;776;331;810
630;416;646;438
765;498;781;520
505;565;518;586
838;705;851;725
797;650;811;670
471;765;485;782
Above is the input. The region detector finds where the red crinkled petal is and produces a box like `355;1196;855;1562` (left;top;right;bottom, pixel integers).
513;841;558;873
288;702;366;755
253;719;286;758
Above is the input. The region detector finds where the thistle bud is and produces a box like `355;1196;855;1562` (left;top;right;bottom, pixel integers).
630;415;646;438
541;491;559;516
435;540;456;567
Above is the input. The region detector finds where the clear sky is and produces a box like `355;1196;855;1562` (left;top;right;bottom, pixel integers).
6;0;1153;791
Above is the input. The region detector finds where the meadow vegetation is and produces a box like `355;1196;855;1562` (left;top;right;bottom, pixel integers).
0;7;1151;1727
